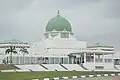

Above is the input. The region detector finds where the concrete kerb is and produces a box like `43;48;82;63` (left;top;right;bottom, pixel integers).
62;76;69;79
89;75;94;77
96;74;101;77
34;73;120;80
72;76;77;78
111;74;115;76
118;73;120;76
104;74;109;76
53;77;59;80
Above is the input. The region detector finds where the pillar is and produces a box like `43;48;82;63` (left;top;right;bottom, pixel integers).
98;55;100;59
48;57;50;64
53;57;55;64
68;57;69;64
79;55;81;64
18;56;20;64
53;54;55;64
63;57;64;64
112;54;114;63
98;55;100;62
84;53;86;63
74;56;76;64
103;53;105;63
58;57;60;64
71;57;74;64
81;54;82;63
93;53;95;63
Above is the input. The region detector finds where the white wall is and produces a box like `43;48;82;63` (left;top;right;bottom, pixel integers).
104;63;114;69
44;39;87;49
83;62;114;70
31;35;87;55
83;63;95;70
0;55;4;64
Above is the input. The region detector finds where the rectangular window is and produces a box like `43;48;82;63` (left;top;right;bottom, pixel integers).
54;57;59;64
63;57;68;64
105;59;112;63
60;57;64;64
45;34;48;38
61;33;69;38
95;66;104;69
49;57;54;64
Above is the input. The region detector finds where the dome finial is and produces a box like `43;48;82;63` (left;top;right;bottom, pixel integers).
57;10;60;16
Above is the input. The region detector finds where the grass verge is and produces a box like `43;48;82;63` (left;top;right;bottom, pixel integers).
0;71;119;80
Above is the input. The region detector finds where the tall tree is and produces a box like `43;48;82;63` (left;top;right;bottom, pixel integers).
5;46;17;64
19;47;29;64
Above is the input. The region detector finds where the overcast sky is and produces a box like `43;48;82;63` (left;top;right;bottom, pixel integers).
0;0;120;51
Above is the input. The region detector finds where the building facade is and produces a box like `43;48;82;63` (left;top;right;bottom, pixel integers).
0;11;119;71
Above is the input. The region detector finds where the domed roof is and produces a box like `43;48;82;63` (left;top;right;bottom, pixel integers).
46;11;72;32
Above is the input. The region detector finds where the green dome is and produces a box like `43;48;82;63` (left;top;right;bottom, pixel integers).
46;14;72;32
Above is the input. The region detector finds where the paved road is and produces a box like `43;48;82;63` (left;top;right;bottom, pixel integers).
61;76;120;80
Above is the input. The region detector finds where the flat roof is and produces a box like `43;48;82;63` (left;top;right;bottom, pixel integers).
70;50;115;55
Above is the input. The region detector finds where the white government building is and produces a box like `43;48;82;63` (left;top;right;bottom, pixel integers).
0;11;120;72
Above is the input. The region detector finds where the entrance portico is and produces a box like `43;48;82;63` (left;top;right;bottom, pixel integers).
69;49;115;70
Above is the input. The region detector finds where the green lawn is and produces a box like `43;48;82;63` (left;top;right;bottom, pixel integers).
0;71;119;80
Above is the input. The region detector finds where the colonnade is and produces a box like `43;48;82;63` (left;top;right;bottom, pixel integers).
3;52;114;65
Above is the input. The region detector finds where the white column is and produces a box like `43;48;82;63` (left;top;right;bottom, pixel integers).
81;54;82;63
84;53;86;63
75;56;76;64
79;55;81;64
72;57;73;64
94;53;95;63
48;57;50;64
58;57;60;64
112;54;114;63
68;57;69;64
103;53;105;63
19;56;21;64
63;57;64;64
18;56;20;64
53;54;55;64
53;57;55;64
98;55;100;62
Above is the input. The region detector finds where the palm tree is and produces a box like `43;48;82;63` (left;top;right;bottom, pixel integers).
5;46;17;64
19;47;29;64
